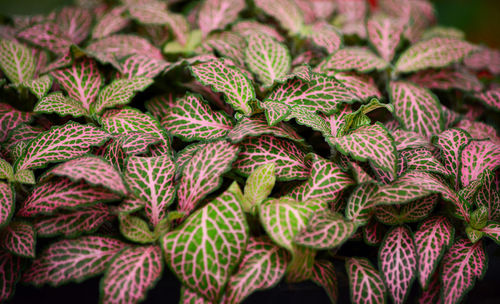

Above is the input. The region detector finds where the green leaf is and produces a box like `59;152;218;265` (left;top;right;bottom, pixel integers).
92;77;154;114
0;159;14;181
119;214;155;244
24;75;53;99
34;92;87;118
243;163;276;213
0;39;35;85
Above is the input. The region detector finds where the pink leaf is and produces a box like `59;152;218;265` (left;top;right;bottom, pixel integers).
363;220;386;246
0;39;36;85
441;239;487;304
92;6;130;39
18;178;120;217
125;155;175;226
474;88;500;111
0;250;22;302
390;81;443;138
120;55;168;79
345;183;379;225
414;216;454;288
34;92;87;117
460;140;500;187
93;77;153;114
227;115;302;143
17;22;72;55
333;72;382;101
418;271;441;304
316;47;388;73
0;221;35;258
101;245;163;304
23;236;127;286
232;21;285;42
308;22;342;54
392;129;429;151
311;260;338;304
233;135;309;181
464;47;500;75
401;147;450;176
177;140;239;215
367;15;405;62
0;103;32;142
481;223;500;245
0;183;14;229
86;34;163;63
198;0;245;36
409;68;483;92
253;0;304;34
345;257;387;304
456;119;500;144
56;7;92;44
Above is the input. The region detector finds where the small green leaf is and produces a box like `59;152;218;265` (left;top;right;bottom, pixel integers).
119;214;155;244
243;163;276;213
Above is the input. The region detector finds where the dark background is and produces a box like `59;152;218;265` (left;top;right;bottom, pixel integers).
2;0;500;303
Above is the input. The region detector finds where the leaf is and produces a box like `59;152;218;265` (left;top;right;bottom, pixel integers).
363;220;386;246
294;210;357;249
34;204;113;238
254;0;304;34
379;226;417;304
311;260;338;304
177;140;239;215
24;74;53;99
101;245;162;304
474;88;500;111
243;163;276;212
460;140;500;187
23;236;127;286
414;216;454;289
125;155;175;226
464;47;500;75
474;169;500;221
0;39;35;85
333;72;382;101
161;93;233;141
18;178;120;217
481;223;500;245
441;239;487;304
244;33;290;87
333;123;397;175
43;155;126;195
93;77;154;114
399;195;438;223
400;147;450;176
367;15;405;62
316;47;388;73
264;73;357;114
390;81;443;138
190;58;255;116
51;59;102;111
418;272;441;304
392;129;429;151
0;250;22;302
233;135;309;181
201;31;246;67
259;197;327;252
307;22;342;54
56;7;91;44
92;6;130;39
345;257;386;304
34;92;87;117
0;159;13;181
287;153;354;202
395;37;479;73
0;103;32;142
259;101;291;126
0;221;35;258
119;214;155;244
86;34;163;63
162;185;248;302
409;68;483;92
232;21;285;42
198;0;245;36
227;115;302;143
15;122;110;171
17;22;72;55
345;183;380;225
120;55;168;79
224;236;288;303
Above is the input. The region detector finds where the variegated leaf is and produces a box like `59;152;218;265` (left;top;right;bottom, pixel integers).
17;22;72;55
363;220;386;246
409;68;483;92
0;221;35;258
0;159;13;182
316;47;388;73
418;272;441;304
460;140;500;187
162;93;233;141
395;37;479;73
162;185;248;302
233;135;309;181
414;216;454;289
227;115;302;143
24;74;53;99
93;77;154;114
474;88;500;111
190;58;254;116
399;195;438;223
224;236;288;303
345;257;387;304
254;0;304;34
379;226;417;304
333;72;382;101
311;260;338;304
0;39;35;85
51;59;102;111
333;123;397;175
441;239;487;304
243;163;276;213
307;22;342;54
295;210;357;249
259;100;291;126
34;204;113;238
464;46;500;75
345;183;379;225
56;7;91;44
34;92;87;117
401;147;449;176
200;31;246;67
101;245;162;304
125;155;175;226
198;0;245;36
15;122;110;171
392;129;429;151
86;34;163;63
43;155;126;195
367;15;405;62
481;223;500;244
390;81;443;138
92;6;130;39
0;250;22;302
287;153;354;202
23;236;127;286
244;33;290;87
19;178;120;217
177;140;239;215
232;21;285;42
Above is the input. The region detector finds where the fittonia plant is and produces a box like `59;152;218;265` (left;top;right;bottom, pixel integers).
0;0;499;303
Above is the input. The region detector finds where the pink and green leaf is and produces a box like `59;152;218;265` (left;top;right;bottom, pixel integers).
15;122;110;171
23;236;127;286
17;22;72;55
232;21;285;42
395;37;479;73
345;183;379;225
464;46;500;75
414;215;454;288
399;195;439;223
473;88;500;111
177;140;239;215
227;115;302;143
433;128;471;188
198;0;245;36
392;129;429;151
409;68;483;92
440;239;487;304
24;74;53;99
345;257;387;304
333;72;382;101
367;15;405;62
34;92;87;117
481;223;500;244
311;260;338;304
0;103;32;142
0;221;35;258
119;214;155;244
306;22;342;54
242;163;276;212
18;178;120;217
233;135;309;181
316;47;388;73
0;250;22;302
93;77;154;114
259;101;291;126
56;7;91;44
0;39;36;85
401;147;450;176
460;140;500;187
86;34;163;62
125;155;175;226
162;185;248;302
253;0;304;35
92;6;130;39
120;55;168;79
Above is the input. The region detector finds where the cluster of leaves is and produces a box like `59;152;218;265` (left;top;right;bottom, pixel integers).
0;0;499;303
